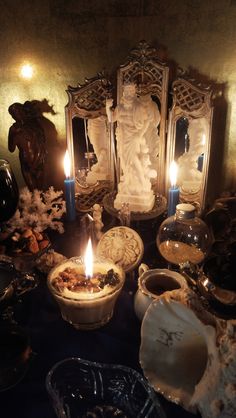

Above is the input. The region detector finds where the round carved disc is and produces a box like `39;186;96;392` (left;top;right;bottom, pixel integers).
96;226;144;272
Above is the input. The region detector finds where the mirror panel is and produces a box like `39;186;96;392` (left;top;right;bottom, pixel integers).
166;77;213;213
65;74;114;208
72;116;110;186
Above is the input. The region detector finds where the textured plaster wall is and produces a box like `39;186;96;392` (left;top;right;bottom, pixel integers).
0;0;236;195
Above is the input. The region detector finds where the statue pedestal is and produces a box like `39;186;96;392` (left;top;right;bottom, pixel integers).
103;192;167;221
114;191;155;212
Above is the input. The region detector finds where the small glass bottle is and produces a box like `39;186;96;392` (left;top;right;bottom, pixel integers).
156;203;212;266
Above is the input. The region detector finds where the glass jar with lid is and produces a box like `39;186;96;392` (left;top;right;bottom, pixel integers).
156;203;212;266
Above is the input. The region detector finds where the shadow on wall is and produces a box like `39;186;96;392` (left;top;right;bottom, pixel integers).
8;99;65;192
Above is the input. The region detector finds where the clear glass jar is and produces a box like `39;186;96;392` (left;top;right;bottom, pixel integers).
156;203;212;266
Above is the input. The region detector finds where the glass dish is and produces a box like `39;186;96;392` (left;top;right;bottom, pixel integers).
46;357;166;418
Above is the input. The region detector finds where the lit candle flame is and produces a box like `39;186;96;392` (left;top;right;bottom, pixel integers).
64;150;71;179
169;161;178;187
84;238;93;279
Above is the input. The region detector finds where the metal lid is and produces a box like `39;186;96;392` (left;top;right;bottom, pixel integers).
176;203;196;220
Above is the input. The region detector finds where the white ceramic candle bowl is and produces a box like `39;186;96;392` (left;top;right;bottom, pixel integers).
47;256;125;330
134;264;188;321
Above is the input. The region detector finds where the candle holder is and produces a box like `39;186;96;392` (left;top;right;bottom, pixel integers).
47;256;125;330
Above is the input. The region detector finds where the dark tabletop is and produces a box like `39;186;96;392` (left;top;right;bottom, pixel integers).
0;217;199;418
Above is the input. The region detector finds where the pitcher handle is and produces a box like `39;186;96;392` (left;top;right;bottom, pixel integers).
138;263;149;276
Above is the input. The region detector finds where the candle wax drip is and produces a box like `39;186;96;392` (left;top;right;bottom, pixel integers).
52;268;120;294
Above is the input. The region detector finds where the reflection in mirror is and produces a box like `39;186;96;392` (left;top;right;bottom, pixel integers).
175;117;208;203
166;76;213;213
139;94;161;179
72;116;110;186
86;116;110;185
72;117;90;172
175;117;189;159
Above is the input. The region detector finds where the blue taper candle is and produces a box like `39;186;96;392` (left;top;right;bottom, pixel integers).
167;186;180;217
64;150;76;222
64;178;76;221
167;161;179;217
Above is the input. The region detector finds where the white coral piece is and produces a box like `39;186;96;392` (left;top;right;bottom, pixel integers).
5;187;66;234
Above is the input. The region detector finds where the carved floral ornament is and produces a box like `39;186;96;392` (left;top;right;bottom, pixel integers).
65;40;216;214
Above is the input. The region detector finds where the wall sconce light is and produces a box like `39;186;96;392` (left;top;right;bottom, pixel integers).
20;63;34;79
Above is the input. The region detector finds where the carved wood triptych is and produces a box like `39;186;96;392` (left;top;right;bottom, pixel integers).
65;41;213;213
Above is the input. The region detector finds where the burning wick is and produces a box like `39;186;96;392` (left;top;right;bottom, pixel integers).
84;238;93;279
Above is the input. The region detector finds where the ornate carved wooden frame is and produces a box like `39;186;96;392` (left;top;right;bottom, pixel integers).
166;76;213;213
65;42;214;213
65;72;112;179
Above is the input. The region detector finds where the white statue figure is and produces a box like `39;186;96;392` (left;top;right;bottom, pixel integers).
106;84;157;212
178;118;207;197
140;94;160;175
86;116;110;185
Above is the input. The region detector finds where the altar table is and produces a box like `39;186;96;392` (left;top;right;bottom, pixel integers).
0;219;199;418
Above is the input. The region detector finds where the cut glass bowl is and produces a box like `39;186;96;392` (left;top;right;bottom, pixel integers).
46;357;166;418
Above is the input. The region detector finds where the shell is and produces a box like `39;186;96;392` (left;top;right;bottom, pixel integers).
191;320;236;418
140;288;236;418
